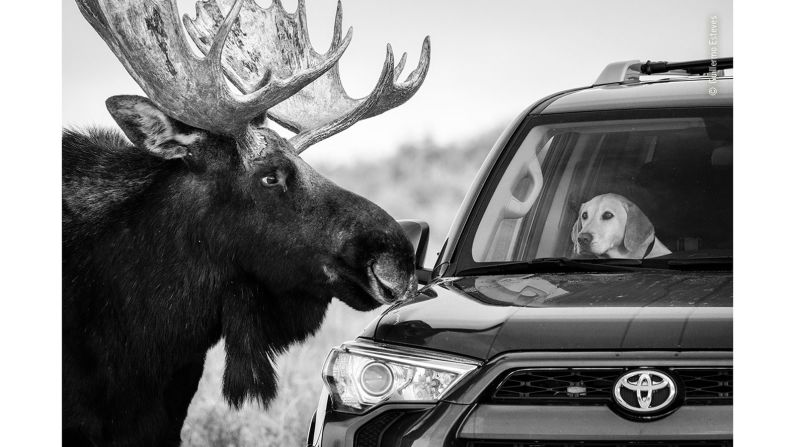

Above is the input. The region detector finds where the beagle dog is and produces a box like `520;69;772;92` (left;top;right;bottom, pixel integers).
571;193;671;259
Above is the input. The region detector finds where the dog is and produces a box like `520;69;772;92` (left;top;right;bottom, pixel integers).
570;193;671;259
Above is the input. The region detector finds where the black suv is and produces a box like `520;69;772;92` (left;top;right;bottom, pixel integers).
307;59;733;447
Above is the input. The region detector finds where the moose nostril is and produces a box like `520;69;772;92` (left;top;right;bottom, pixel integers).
578;233;592;245
371;255;414;300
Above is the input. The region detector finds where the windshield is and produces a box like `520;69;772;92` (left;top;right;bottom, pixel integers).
469;108;732;265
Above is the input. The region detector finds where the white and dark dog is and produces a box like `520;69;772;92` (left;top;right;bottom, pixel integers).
571;193;671;259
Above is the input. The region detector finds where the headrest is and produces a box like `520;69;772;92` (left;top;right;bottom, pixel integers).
711;144;733;166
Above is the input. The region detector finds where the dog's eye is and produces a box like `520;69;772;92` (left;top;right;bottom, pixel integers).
602;211;614;220
581;212;588;220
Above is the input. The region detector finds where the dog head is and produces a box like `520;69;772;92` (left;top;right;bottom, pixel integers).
570;193;654;258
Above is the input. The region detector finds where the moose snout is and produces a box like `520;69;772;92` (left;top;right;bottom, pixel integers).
330;189;418;307
369;254;418;304
577;232;593;246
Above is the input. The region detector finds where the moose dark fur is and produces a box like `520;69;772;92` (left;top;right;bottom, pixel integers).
62;97;417;446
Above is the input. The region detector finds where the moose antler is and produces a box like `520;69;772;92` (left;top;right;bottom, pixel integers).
183;0;431;152
75;0;352;141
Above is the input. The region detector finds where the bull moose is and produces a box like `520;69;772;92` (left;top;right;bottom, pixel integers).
63;0;430;445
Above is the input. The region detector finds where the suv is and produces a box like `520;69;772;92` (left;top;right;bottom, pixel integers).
307;59;733;447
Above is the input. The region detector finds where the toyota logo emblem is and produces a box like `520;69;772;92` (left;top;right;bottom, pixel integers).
613;369;677;415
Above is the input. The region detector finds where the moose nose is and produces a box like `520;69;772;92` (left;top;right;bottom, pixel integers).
370;254;417;304
577;233;593;246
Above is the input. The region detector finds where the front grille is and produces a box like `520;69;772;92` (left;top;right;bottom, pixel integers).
354;409;427;447
492;368;619;403
489;368;732;405
462;442;732;447
674;368;733;405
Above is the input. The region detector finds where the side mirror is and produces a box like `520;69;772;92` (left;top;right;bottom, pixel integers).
397;220;433;285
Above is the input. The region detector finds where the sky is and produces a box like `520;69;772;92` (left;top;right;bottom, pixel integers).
62;0;733;166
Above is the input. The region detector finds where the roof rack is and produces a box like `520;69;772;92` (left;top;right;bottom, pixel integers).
594;57;733;85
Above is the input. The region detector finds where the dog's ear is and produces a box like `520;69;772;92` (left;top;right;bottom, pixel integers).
570;212;583;255
622;200;654;252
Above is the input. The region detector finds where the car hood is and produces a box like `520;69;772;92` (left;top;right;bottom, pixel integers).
368;272;732;360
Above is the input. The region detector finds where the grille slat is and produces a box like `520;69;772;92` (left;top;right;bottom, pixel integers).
490;368;732;405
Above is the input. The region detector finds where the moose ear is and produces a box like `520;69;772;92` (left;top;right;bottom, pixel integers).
105;95;202;159
570;210;583;255
622;200;654;252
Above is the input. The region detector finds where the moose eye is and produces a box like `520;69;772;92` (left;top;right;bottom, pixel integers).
581;212;588;220
602;211;614;220
261;174;280;186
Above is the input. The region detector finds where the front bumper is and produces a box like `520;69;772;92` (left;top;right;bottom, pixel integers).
308;349;733;447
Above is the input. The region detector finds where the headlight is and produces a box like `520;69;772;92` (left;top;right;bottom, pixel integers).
321;340;480;414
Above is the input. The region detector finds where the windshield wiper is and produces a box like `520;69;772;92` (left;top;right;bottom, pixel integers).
458;257;649;276
660;256;733;271
457;256;733;276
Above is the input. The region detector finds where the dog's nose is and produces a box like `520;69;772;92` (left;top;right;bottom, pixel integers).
577;233;593;245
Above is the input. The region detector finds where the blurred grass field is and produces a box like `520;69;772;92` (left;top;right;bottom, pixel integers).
180;127;502;446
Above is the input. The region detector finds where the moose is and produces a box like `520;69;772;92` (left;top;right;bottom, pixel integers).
63;0;430;445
